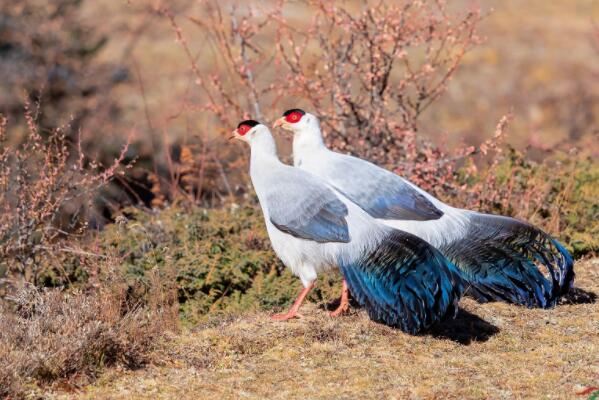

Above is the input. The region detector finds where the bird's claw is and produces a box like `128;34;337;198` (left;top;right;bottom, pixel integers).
271;311;302;321
329;303;349;317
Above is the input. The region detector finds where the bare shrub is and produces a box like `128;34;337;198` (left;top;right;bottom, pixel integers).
273;1;481;165
0;104;130;284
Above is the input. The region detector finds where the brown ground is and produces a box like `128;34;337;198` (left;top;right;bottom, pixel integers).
54;259;598;399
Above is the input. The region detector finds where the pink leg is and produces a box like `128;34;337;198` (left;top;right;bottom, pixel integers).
329;279;350;317
271;282;315;321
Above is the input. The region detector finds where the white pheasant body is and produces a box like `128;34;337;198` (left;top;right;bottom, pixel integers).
283;110;574;308
249;132;388;286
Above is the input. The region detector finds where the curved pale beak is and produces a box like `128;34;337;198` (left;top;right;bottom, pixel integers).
272;117;287;130
228;129;240;141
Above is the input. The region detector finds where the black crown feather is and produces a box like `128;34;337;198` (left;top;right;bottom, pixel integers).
282;109;306;117
237;119;260;129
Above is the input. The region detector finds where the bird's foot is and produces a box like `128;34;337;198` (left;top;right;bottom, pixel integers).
329;279;350;317
270;282;314;322
329;300;349;317
271;311;303;321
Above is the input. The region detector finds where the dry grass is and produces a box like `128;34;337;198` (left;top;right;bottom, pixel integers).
48;258;599;400
0;272;179;399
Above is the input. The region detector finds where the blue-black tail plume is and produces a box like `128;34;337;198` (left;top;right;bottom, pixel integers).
443;213;574;308
339;230;464;334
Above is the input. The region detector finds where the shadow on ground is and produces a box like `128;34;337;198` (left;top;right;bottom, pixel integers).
429;308;500;345
558;287;597;305
323;296;500;345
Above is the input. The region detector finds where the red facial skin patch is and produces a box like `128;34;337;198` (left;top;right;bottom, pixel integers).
285;111;303;123
237;124;251;135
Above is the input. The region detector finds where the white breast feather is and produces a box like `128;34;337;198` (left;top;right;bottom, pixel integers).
252;155;388;287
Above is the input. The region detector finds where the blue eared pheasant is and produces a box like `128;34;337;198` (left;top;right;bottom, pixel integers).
273;109;574;309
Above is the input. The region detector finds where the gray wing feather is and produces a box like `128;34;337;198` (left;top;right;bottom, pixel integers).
324;155;443;221
265;170;350;243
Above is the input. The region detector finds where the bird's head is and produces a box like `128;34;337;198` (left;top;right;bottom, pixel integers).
273;109;324;150
230;119;278;154
273;108;319;133
230;119;263;143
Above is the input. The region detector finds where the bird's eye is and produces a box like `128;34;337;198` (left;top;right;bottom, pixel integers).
285;112;302;123
238;125;251;135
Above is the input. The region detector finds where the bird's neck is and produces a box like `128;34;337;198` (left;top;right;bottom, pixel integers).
249;135;283;183
292;129;328;167
250;132;278;158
